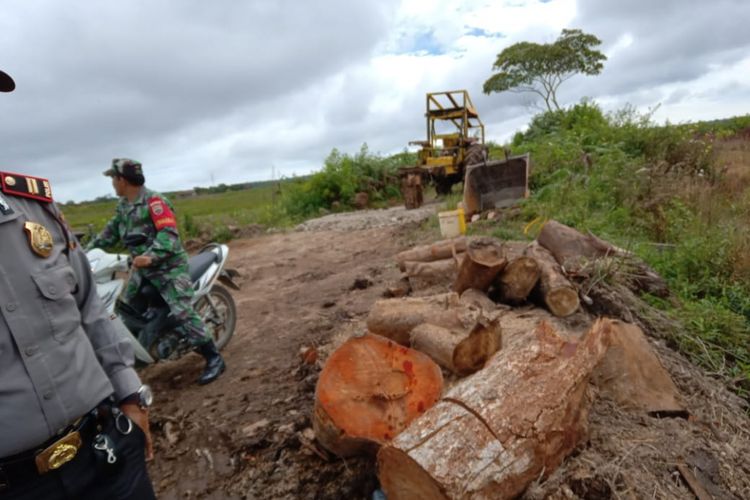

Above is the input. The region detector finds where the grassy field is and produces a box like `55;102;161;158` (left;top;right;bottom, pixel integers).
62;183;288;241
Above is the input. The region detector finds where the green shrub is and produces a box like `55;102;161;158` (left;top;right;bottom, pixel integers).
482;102;750;397
281;144;415;219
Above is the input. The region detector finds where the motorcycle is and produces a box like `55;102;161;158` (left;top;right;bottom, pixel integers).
86;242;240;364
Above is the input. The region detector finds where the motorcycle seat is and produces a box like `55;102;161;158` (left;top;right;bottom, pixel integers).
188;252;219;283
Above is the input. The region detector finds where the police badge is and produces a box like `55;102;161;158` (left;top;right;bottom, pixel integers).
24;221;54;258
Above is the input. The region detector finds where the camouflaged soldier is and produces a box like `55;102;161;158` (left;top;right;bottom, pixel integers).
87;158;226;385
0;69;156;499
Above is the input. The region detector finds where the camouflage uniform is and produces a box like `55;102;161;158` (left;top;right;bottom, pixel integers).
88;187;211;347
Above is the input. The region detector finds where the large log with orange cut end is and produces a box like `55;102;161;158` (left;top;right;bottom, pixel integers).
313;333;444;457
377;319;613;500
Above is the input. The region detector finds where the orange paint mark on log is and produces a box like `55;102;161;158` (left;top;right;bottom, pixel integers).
403;360;414;375
417;401;425;412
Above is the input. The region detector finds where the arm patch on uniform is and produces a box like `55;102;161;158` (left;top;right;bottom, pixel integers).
148;196;177;230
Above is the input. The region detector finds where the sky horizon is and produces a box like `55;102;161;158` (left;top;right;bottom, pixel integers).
2;0;749;202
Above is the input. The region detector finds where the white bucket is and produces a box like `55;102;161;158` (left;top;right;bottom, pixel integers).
438;210;462;238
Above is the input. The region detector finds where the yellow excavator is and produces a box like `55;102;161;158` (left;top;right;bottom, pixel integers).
401;90;529;214
404;90;487;197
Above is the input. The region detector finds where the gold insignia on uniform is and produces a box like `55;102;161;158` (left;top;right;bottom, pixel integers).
4;175;16;186
26;176;40;195
23;221;54;258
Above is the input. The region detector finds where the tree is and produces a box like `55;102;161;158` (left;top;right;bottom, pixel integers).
483;29;606;112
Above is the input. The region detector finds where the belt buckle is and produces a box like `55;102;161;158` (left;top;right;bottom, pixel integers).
34;431;82;474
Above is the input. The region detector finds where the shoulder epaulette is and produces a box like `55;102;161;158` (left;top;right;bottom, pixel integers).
0;171;53;202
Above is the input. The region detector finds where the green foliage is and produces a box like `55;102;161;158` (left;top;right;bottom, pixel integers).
483;29;607;112
483;102;750;397
281;144;415;220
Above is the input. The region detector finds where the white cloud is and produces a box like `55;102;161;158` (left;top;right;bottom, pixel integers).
1;0;748;201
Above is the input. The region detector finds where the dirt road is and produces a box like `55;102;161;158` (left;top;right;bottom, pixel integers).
142;208;436;499
141;205;750;499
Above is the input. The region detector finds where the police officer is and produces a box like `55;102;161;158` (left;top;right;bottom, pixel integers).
87;158;226;385
0;70;156;498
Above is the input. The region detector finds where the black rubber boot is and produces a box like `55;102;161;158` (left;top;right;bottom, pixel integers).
197;342;226;385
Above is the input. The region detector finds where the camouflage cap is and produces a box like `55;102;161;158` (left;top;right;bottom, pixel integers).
104;158;145;184
0;70;16;93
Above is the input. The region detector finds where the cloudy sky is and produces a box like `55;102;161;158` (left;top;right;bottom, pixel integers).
2;0;749;202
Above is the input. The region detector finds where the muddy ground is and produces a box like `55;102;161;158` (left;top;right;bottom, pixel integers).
141;206;750;499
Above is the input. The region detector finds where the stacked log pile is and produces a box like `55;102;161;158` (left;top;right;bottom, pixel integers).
313;220;684;498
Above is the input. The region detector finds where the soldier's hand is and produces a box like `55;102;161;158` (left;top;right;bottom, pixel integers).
132;255;153;268
120;403;155;461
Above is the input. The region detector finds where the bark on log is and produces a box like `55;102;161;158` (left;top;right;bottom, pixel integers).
537;220;669;297
396;238;467;271
524;242;579;317
409;317;502;375
367;293;482;345
404;256;464;291
537;220;617;270
459;289;499;312
592;320;686;415
402;172;424;210
314;333;443;457
377;319;614;500
496;256;540;304
453;238;507;294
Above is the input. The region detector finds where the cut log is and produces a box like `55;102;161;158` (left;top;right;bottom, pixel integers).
314;333;443;457
496;256;540;304
453;237;507;294
404;256;463;291
402;171;425;209
459;288;499;312
524;242;579;317
537;220;669;297
409;316;502;376
537;220;617;270
593;320;686;415
367;293;481;345
395;238;467;271
377;319;614;500
384;277;412;298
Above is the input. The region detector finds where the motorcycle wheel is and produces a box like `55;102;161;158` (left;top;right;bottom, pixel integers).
196;284;237;350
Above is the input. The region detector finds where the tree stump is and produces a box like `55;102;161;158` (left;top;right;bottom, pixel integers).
314;333;444;457
377;319;613;500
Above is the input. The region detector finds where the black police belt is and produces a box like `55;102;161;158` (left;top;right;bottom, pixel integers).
0;397;131;492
